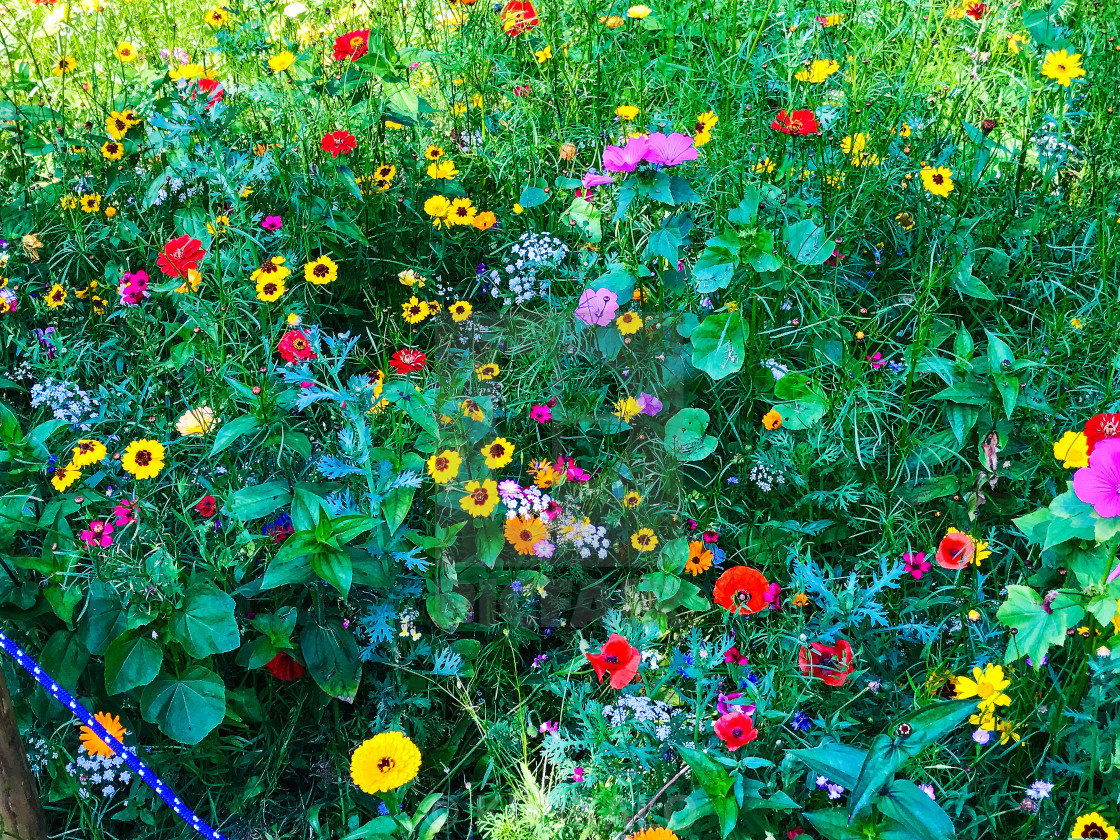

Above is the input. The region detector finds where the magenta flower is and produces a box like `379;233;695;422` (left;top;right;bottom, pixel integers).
722;646;748;665
716;692;755;716
637;392;663;416
644;132;699;166
575;287;619;326
112;499;137;527
582;171;615;187
80;520;114;548
530;403;553;423
262;215;283;230
118;270;150;306
602;136;649;172
903;552;931;580
573;767;585;782
1073;438;1120;517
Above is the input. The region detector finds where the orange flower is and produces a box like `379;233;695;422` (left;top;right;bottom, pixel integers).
79;712;127;757
713;566;769;615
684;540;712;575
504;515;546;555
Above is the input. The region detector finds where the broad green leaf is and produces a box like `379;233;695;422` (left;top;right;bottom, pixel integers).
426;592;471;631
227;481;291;521
690;311;747;381
785;219;834;265
849;734;904;820
78;580;127;656
105;631;164;694
893;699;977;756
788;741;867;789
664;408;718;461
644;225;683;263
168;584;240;658
877;780;956;840
140;665;226;745
997;585;1082;665
310;547;354;598
301;621;362;701
676;744;733;799
210;415;260;458
40;630;89;694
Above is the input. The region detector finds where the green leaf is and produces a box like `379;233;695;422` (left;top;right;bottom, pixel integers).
997;585;1083;665
849;734;904;820
227;481;291;521
426;592;471;631
168;584;240;658
637;571;682;603
518;185;548;208
690;311;747;381
301;621;362;701
788;741;867;789
140;665;226;745
104;630;163;694
664;408;719;461
892;700;977;756
803;809;865;840
643;224;683;263
727;186;761;225
40;630;89;694
260;535;317;589
877;779;956;840
382;485;415;533
667;788;715;831
693;243;737;293
79;580;127;656
676;743;733;800
785;219;834;265
310;547;354;598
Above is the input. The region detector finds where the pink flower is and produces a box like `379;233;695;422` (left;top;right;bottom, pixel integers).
80;520;114;548
1073;438;1120;518
636;392;663;416
262;215;283;230
903;551;931;580
118;270;150;306
644;132;699;166
530;403;553;423
602;136;650;173
573;767;585;782
112;499;137;527
534;539;555;558
716;692;754;715
582;171;614;187
866;352;884;369
575;288;619;326
763;582;782;609
723;646;748;665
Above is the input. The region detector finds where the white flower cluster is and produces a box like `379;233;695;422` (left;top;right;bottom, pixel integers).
67;747;131;800
486;232;569;305
556;515;609;560
30;377;100;428
749;463;787;492
499;481;553;519
603;695;677;740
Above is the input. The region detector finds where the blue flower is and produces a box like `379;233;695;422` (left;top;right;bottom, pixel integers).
791;711;812;731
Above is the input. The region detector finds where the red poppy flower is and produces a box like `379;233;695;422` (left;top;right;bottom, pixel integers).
157;235;206;278
321;129;357;158
935;531;974;570
265;652;306;681
333;28;370;61
585;633;640;688
390;348;427;374
277;329;318;363
770;109;820;136
713;566;769;615
798;638;855;686
194;494;217;518
713;710;758;751
195;77;224;109
1084;413;1120;455
500;0;539;36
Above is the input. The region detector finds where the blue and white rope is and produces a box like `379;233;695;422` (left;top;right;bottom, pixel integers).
0;628;226;840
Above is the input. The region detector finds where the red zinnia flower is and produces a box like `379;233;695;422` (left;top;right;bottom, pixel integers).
500;0;539;36
712;566;770;615
157;235;206;278
798;638;855;686
194;494;217;518
713;710;758;751
389;348;427;374
585;633;640;689
935;531;974;570
277;329;318;363
321;129;357;158
264;652;306;681
770;109;820;136
333;28;370;61
1084;413;1120;455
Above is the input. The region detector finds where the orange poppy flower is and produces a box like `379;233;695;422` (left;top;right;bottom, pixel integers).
713;566;769;615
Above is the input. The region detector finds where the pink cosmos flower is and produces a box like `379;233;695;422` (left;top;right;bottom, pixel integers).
1073;438;1120;518
80;520;114;548
602;136;650;173
575;288;619;326
582;171;615;187
118;270;150;306
644;132;699;166
903;551;931;580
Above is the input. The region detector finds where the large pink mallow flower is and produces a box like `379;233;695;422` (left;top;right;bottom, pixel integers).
1073;438;1120;518
575;288;619;326
602;136;650;172
644;132;699;166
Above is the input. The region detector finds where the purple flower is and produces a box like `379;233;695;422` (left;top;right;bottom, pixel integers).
534;539;555;558
919;784;936;800
575;288;619;326
1026;780;1053;800
262;215;283;230
826;784;845;801
602;136;649;172
582;171;615;187
644;132;699;166
636;392;663;416
972;729;991;745
716;692;743;714
903;551;931;580
1073;438;1120;517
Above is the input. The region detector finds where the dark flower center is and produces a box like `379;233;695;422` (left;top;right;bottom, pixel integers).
314;264;329;277
134;450;152;466
731;727;743;738
602;654;619;664
378;757;395;772
471;489;488;504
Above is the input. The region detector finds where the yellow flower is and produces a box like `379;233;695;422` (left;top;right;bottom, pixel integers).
754;157;775;174
1053;431;1089;468
451;102;467;117
45;284;67;308
1041;49;1086;87
424;195;451;225
762;409;783;430
601;14;624;28
207;215;230;236
627;4;652;18
920;166;954;197
630;528;658;552
169;63;207;82
1007;33;1028;54
60;195;78;210
795;59;840;83
350;732;421;794
268;51;296;72
534;45;553;63
50;463;81;492
401;296;431;324
175;269;202;294
304;255;338;285
53;56;77;76
1071;317;1083;330
475;363;500;381
71;439;107;468
450;300;473;322
101;141;124;160
505;516;547;554
424;145;444;162
615;311;643;335
615;104;640;120
622;491;642;508
1071;813;1118;840
426;159;459;180
121;439;166;480
512;202;524;214
115;42;137;63
954;663;1011;712
614;397;641;423
473;211;497;231
256;275;287;302
204;6;232;27
445;197;477;226
460;479;499;517
251;256;290;284
840;133;868;155
426;449;461;483
80;712;127;758
176;406;215;436
80;193;102;213
481;438;514;469
460;399;484;422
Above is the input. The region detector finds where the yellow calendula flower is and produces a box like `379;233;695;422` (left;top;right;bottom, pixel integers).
627;5;652;18
1053;430;1089;468
80;712;127;758
304;255;338;285
615;104;640;120
350;732;421;794
795;58;840;83
1040;49;1086;87
268;51;296;72
121;439;165;480
601;14;624;28
954;663;1011;712
920;166;954;197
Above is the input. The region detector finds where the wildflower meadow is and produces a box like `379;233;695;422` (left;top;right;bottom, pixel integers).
1;0;1119;838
